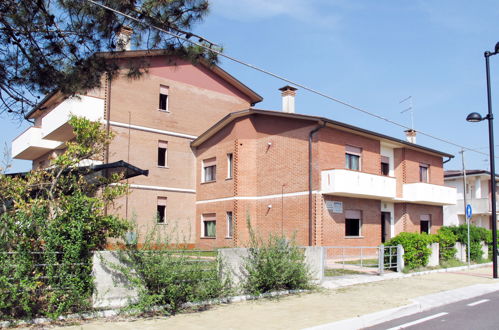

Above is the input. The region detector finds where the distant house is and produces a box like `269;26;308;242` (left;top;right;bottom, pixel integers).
192;89;456;249
444;170;499;229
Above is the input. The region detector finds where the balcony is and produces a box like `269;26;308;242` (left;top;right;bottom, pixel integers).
454;198;498;214
402;183;456;205
321;169;396;200
12;127;63;160
42;95;104;141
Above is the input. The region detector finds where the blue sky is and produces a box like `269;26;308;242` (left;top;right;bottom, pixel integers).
3;0;499;173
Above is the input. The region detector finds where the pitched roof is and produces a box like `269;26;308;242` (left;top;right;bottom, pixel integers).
25;49;263;119
445;169;499;178
191;108;454;158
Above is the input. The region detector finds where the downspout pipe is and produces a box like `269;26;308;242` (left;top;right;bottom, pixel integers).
308;122;326;246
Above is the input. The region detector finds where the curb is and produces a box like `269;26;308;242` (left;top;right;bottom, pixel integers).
307;277;499;329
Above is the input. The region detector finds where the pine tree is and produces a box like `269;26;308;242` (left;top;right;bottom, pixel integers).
0;0;214;119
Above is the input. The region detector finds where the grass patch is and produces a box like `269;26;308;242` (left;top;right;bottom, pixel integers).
324;268;366;276
339;259;378;267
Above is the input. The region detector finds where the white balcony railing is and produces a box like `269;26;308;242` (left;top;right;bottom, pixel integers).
41;95;104;141
11;127;63;160
402;183;456;205
321;169;396;200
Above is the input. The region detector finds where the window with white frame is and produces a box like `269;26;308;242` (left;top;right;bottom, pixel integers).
202;157;216;182
419;163;429;182
159;85;169;111
227;153;233;179
345;145;361;171
202;213;216;238
345;210;362;237
381;156;390;176
420;214;431;234
226;211;233;238
157;197;167;224
158;140;168;167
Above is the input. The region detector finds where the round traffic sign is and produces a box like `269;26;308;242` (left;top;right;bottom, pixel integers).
466;204;472;219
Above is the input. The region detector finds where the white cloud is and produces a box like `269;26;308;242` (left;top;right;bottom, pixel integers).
209;0;353;27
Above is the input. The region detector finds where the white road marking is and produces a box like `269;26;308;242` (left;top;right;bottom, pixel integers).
467;299;489;307
386;312;448;330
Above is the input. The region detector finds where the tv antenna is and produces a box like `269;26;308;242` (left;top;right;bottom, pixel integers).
399;96;414;130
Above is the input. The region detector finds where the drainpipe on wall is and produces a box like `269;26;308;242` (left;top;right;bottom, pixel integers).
308;121;326;246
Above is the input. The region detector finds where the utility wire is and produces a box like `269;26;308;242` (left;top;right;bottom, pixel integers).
86;0;492;159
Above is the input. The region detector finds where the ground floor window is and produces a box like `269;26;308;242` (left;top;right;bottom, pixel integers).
345;210;362;237
157;197;167;224
202;213;216;238
226;211;233;238
420;214;431;234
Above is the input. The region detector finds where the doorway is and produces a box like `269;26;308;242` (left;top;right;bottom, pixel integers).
381;211;391;243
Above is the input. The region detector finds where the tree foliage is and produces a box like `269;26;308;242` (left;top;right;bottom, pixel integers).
0;116;130;319
0;0;215;118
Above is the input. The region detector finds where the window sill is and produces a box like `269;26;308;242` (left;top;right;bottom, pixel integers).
158;109;170;113
225;236;233;239
201;180;216;184
345;236;364;239
156;222;167;225
158;166;169;169
225;177;233;181
200;236;216;239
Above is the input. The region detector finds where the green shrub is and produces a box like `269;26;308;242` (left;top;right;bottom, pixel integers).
436;227;457;262
385;232;433;270
446;225;488;262
244;233;312;295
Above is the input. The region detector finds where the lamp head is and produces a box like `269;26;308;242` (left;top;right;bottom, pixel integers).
466;112;484;122
495;42;499;54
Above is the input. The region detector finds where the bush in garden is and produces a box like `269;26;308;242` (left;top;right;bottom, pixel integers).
446;225;488;262
385;232;433;270
436;227;457;262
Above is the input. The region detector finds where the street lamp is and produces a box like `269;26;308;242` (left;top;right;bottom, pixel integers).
466;42;499;279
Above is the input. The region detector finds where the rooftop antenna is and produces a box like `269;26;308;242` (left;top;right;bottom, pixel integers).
399;96;414;130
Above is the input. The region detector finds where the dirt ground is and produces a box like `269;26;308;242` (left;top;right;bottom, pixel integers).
32;266;497;330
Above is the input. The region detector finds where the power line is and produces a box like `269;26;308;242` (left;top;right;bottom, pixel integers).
86;0;492;159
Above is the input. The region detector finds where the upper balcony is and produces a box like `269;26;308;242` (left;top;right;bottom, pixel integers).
321;169;396;200
453;198;497;214
12;127;63;160
402;183;456;205
41;95;104;141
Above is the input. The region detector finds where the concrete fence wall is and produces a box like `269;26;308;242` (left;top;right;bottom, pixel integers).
427;243;439;267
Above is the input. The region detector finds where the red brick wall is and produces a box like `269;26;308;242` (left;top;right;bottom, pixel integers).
394;203;443;234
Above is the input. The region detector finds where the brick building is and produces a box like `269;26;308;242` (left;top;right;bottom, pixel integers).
11;50;262;245
192;91;456;249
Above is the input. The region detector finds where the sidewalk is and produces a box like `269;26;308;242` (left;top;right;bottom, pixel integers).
50;265;497;330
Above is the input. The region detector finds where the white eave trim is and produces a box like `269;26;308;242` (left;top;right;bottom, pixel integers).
196;190;320;204
129;184;196;194
108;121;198;140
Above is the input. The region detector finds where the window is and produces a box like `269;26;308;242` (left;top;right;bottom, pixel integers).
227;153;233;179
202;213;216;238
159;85;169;111
226;211;233;238
202;157;216;182
419;163;429;182
381;156;390;176
420;214;431;234
158;141;168;167
345;145;361;171
345;210;362;237
157;197;167;224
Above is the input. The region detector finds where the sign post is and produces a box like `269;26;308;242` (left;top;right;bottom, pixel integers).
466;204;472;268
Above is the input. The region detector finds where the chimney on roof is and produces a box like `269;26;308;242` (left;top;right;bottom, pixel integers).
279;85;297;113
116;26;133;51
405;129;417;143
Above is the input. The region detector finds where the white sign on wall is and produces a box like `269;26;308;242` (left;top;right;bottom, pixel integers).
326;200;343;213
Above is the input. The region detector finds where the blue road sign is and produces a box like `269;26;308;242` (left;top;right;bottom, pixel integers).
466;204;473;219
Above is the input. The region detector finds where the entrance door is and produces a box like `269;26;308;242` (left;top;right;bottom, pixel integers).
381;212;391;243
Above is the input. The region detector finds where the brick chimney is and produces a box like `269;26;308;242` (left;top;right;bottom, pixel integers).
279;85;297;113
405;129;417;143
116;26;133;51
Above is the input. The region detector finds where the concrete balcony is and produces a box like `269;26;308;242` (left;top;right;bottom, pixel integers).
12;127;63;160
321;169;396;200
41;95;104;141
454;198;498;215
402;183;456;205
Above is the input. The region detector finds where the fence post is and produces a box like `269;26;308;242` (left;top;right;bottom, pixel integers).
378;245;384;275
397;244;405;272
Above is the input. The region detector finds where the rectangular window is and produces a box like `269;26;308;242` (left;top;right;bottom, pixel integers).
157;197;167;224
159;85;169;111
158;141;168;167
345;210;362;237
227;153;233;179
381;156;390;176
420;214;431;234
203;157;216;182
419;163;429;182
226;211;233;238
345;145;361;171
202;213;216;238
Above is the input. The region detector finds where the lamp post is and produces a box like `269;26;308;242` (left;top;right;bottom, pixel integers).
466;42;499;279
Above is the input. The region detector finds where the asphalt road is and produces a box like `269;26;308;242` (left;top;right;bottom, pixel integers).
365;290;499;330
